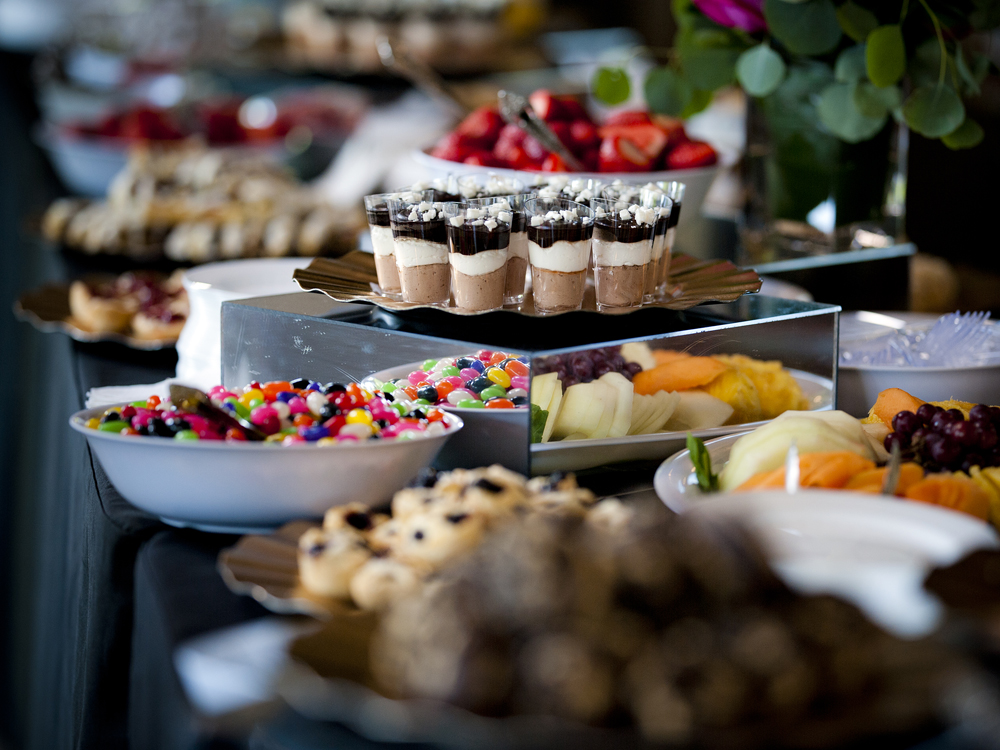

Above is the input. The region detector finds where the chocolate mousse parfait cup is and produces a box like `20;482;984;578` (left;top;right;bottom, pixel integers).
387;193;451;306
591;198;654;311
524;197;594;314
499;193;529;305
639;188;674;303
444;199;511;312
651;181;685;291
364;193;403;298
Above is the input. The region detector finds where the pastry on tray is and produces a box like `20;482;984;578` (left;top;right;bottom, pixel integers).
68;270;187;340
42;142;363;262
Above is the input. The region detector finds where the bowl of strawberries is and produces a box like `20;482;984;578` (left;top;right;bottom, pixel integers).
413;89;722;241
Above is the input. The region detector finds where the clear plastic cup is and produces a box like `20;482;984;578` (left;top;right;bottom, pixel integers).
387;191;450;305
590;198;654;311
524;197;594;314
639;188;674;302
444;199;511;312
364;193;403;297
649;181;686;291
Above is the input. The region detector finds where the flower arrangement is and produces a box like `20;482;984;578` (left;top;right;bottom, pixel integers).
593;0;998;149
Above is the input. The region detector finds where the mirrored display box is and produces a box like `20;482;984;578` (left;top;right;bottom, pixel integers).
222;293;840;475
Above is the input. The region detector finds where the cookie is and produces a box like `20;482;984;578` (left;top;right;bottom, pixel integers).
394;508;486;571
298;527;372;598
349;557;422;611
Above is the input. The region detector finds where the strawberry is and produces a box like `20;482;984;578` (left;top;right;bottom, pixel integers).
568;120;599;151
597;123;668;162
541;153;571;172
652;115;689;150
547;121;572;150
455;105;504;148
463;151;502;167
581;148;600;172
604;110;652;127
598;135;652;173
665;140;717;170
522;133;548;164
431;131;479;163
556;97;588;122
493;123;527;165
528;89;562;121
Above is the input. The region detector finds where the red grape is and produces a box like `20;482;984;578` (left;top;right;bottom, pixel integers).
892;411;919;436
916;403;939;424
885;432;909;451
928;434;961;466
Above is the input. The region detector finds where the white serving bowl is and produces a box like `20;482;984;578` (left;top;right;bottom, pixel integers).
178;258;312;390
409;149;719;256
70;404;463;532
370;360;528;472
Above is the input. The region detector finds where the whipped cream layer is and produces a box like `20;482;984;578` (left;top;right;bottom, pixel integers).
528;239;591;273
449;247;508;276
593;239;651;267
394;237;448;267
508;231;529;260
370;225;396;256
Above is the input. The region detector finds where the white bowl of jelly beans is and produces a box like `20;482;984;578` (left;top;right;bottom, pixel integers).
69;378;463;531
367;350;531;412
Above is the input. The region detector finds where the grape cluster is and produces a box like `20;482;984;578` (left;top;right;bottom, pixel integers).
533;346;642;388
886;403;1000;474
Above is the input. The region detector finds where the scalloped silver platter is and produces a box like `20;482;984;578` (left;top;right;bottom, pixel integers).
292;252;762;317
15;282;178;351
530;370;833;474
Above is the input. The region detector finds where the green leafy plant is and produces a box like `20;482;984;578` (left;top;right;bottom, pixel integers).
592;0;997;150
530;403;548;444
687;432;719;492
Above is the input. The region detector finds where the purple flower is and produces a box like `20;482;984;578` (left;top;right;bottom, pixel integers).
692;0;767;34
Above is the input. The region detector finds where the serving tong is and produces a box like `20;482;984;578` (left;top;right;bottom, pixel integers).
497;89;585;172
169;384;267;441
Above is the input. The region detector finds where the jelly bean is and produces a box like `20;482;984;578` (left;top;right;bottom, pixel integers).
120;405;137;420
441;365;460;378
504;360;530;378
476;350;493;362
238;390;264;408
442;375;464;389
485;398;515;409
250;403;278;424
426;422;447;436
402;385;419;400
422;359;438;371
247;398;264;410
283;435;306;445
265;433;284;443
480;385;506;401
446;390;468;405
271;400;291;420
507;388;528;400
290;378;309;389
488;351;506;366
392;402;409;417
234;403;251;421
435;381;455;399
197;429;223;441
322;382;347;395
358;388;373;403
407;370;427;386
293;414;316;428
185;415;211;434
412;398;431;406
122;427;140;436
509;376;529;391
340;423;374;440
306;391;328;416
129;400;148;409
467;376;493;394
306;381;322;392
300;424;329;441
287;396;309;415
511;396;529;407
416;381;431;389
346;408;373;426
459;368;480;382
275;391;297;403
174;430;200;441
486;368;511;388
381;381;397;394
425;408;445;423
225;428;247;441
470;360;485;374
261;381;292;401
457;399;484;409
147;395;161;408
395;431;418;440
317;437;337;446
516;356;528;364
98;420;130;432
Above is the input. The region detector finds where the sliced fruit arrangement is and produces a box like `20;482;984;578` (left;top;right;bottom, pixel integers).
530;344;809;443
691;387;1000;528
429;90;717;174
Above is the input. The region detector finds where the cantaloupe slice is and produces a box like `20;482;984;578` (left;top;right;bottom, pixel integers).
632;357;729;396
905;474;991;521
735;451;876;492
868;388;926;427
652;349;691;366
843;463;924;495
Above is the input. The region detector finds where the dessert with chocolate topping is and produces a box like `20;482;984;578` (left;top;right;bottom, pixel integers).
649;181;685;290
591;199;654;310
524;198;594;313
388;194;451;305
365;192;402;295
533;177;604;209
445;200;511;312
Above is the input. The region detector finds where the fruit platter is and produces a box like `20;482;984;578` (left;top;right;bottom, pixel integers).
656;387;1000;528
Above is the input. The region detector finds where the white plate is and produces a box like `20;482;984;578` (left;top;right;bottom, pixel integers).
652;435;999;636
69;403;463;532
532;370;832;475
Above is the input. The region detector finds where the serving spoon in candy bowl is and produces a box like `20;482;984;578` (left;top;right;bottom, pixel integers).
169;384;267;441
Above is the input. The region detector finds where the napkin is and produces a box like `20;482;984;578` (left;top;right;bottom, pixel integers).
86;378;176;409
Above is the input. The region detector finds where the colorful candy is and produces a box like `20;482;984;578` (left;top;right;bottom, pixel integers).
374;352;531;410
83;378;455;445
